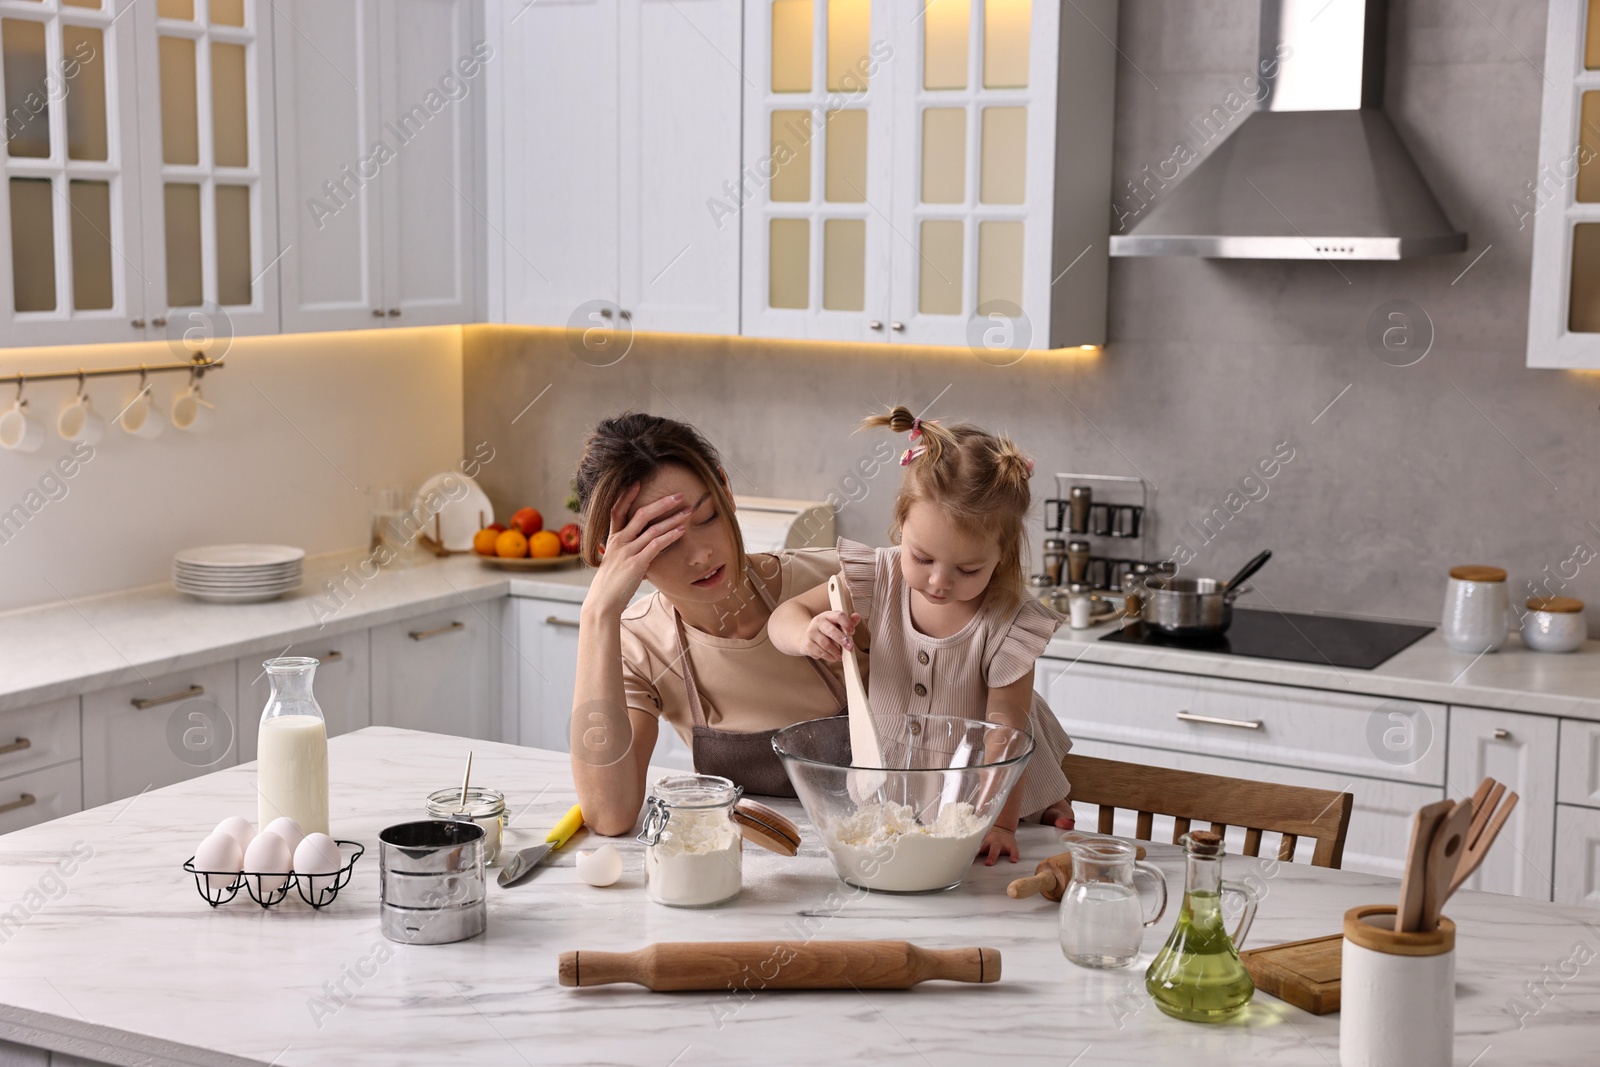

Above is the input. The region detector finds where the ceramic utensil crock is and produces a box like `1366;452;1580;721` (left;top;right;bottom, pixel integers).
1341;904;1455;1067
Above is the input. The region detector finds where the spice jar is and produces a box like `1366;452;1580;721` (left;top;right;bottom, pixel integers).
1042;539;1067;585
637;774;743;908
426;786;507;865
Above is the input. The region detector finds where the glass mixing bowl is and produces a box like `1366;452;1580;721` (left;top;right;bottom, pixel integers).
771;714;1034;893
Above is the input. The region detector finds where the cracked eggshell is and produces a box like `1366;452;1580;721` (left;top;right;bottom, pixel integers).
575;843;622;887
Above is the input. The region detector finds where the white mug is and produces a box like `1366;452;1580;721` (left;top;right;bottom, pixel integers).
57;392;105;445
118;386;164;440
170;384;215;434
0;399;44;452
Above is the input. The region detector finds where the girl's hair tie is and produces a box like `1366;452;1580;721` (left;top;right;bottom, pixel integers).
1026;457;1035;474
908;417;937;442
900;446;927;467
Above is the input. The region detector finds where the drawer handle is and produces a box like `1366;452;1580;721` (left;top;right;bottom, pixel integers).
319;651;343;665
131;685;204;710
0;737;30;757
544;616;580;630
1176;711;1262;731
410;621;465;641
0;793;36;816
1492;728;1511;740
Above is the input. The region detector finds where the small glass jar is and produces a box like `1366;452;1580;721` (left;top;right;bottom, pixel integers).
426;786;507;865
637;774;743;908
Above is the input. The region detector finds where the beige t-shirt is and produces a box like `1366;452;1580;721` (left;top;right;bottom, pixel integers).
619;549;845;746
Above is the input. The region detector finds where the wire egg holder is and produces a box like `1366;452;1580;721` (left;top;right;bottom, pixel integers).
182;840;365;909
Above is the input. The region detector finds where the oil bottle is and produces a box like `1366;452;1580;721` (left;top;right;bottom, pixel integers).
1145;830;1260;1022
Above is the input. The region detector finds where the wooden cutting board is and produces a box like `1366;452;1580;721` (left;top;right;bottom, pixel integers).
1239;933;1343;1015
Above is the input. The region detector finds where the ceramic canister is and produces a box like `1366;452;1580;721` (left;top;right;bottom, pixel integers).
378;819;486;945
1441;565;1510;653
1340;904;1455;1067
1522;596;1587;653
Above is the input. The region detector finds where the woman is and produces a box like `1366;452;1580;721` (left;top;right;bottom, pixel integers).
570;412;850;836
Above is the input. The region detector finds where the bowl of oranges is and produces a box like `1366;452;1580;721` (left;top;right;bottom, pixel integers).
474;508;584;570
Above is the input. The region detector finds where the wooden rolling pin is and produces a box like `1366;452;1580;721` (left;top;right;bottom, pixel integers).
1006;845;1147;902
559;940;1001;991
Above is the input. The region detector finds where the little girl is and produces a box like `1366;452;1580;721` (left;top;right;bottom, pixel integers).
770;406;1075;865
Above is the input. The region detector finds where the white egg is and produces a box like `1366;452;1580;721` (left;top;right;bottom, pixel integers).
262;816;305;856
575;843;622;887
293;833;344;900
213;815;255;854
193;831;243;897
242;830;293;896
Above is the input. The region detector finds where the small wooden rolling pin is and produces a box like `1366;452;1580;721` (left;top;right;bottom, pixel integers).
559;940;1001;991
1006;845;1147;902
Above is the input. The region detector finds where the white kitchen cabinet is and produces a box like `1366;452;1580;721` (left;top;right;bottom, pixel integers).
1446;705;1559;901
741;0;1115;348
82;661;239;809
1557;718;1600;808
1068;737;1443;879
235;635;370;763
0;761;82;836
1037;661;1447;786
1554;803;1600;908
0;696;80;783
274;0;481;334
514;596;695;771
491;0;742;335
370;606;496;741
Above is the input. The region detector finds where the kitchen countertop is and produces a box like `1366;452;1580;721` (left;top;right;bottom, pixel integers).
7;550;1600;723
0;726;1592;1067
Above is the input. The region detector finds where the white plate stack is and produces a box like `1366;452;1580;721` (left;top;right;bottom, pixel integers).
173;544;305;603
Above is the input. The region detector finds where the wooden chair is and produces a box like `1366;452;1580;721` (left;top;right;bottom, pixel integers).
1061;754;1355;869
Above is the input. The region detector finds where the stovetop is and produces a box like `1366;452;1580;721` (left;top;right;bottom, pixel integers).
1098;607;1433;670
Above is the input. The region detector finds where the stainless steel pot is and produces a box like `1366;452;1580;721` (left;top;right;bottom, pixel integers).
1139;551;1271;637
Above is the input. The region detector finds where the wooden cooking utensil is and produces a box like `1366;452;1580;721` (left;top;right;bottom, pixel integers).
828;575;886;800
1419;798;1474;932
1395;799;1454;933
1005;845;1148;902
1448;783;1519;898
558;941;1001;991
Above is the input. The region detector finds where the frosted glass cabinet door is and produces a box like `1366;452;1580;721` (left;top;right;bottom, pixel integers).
272;0;387;334
130;0;278;343
0;0;148;346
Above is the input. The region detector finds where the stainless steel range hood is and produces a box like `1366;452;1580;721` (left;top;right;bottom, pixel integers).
1109;0;1466;261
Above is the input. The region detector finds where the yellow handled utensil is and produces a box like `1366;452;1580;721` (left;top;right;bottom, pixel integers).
498;804;584;888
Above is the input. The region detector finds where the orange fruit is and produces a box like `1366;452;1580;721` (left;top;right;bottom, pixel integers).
472;528;500;556
528;530;561;559
495;529;529;558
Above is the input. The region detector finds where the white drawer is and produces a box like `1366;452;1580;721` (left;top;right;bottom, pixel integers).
82;661;238;809
1038;661;1446;786
1069;737;1444;879
1554;804;1600;908
0;761;83;835
1558;719;1600;809
0;696;79;780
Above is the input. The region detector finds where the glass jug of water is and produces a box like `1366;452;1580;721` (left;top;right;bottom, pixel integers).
1058;837;1168;968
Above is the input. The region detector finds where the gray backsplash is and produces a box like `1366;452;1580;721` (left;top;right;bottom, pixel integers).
466;0;1596;627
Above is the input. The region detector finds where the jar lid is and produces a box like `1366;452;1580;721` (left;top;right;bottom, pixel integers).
1183;830;1225;857
732;799;801;856
1527;596;1584;613
1450;565;1506;582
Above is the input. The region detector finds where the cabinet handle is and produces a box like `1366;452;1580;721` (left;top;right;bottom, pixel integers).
891;321;905;331
372;308;386;317
131;318;146;329
410;621;465;641
387;307;401;317
599;308;614;320
1176;711;1262;731
0;737;31;757
1493;727;1511;740
544;615;580;630
619;309;632;322
319;651;343;665
0;794;35;816
152;316;168;327
868;320;883;330
131;685;204;710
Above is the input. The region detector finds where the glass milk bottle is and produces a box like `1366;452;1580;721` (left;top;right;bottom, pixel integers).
257;657;329;835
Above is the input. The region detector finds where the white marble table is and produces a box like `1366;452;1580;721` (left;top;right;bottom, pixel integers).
0;727;1594;1067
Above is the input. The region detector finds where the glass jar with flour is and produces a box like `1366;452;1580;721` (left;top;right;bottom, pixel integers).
637;774;743;907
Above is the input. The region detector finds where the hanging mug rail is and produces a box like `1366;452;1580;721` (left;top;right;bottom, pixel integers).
1;355;224;390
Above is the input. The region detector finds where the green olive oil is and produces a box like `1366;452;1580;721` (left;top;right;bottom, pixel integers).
1144;831;1258;1022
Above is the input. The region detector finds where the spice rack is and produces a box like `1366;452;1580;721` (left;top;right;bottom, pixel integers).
1042;473;1163;594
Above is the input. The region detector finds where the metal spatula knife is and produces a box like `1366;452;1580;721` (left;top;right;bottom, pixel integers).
498;804;584;888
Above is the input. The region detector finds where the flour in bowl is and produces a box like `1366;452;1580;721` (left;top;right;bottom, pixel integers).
823;801;989;892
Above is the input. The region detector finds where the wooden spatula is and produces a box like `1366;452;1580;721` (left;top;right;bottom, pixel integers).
828;575;885;801
1447;778;1519;898
1419;798;1474;932
1395;799;1453;933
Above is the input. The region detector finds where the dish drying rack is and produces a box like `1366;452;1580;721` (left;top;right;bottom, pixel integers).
1044;473;1163;594
182;841;364;909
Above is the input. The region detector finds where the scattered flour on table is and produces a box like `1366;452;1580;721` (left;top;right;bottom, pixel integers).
823;801;988;892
